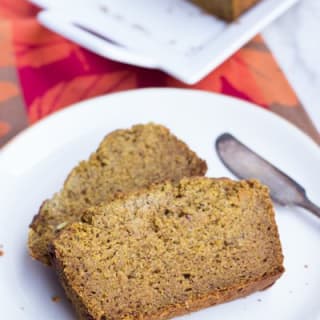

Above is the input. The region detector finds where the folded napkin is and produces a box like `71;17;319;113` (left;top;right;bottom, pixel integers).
0;0;319;147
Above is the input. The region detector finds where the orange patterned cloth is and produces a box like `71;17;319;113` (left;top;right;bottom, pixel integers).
0;0;319;146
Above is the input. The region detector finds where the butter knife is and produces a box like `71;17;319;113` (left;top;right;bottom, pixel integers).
216;133;320;218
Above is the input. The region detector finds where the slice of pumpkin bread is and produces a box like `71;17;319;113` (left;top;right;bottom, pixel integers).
29;123;207;265
191;0;261;21
50;177;284;320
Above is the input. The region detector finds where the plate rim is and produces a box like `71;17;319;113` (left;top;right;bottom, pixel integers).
1;88;319;158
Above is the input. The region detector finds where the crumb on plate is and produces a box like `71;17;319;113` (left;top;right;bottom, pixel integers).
51;296;61;303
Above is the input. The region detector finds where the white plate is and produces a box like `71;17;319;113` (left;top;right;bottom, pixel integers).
0;88;320;319
29;0;300;84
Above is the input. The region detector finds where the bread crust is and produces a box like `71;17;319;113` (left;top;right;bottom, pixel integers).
50;242;283;320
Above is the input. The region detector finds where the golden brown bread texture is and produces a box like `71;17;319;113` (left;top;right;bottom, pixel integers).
50;177;284;320
191;0;261;21
28;123;207;265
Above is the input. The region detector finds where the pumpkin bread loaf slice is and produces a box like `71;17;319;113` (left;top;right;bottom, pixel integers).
50;177;284;320
29;124;207;265
191;0;261;21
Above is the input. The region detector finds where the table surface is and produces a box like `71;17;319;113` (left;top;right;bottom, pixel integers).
264;0;320;131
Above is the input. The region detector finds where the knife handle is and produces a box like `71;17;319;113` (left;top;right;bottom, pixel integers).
298;198;320;219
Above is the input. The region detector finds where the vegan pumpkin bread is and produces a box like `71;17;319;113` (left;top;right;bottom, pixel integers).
29;123;207;265
50;177;284;320
191;0;261;21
